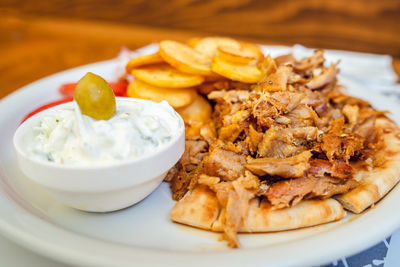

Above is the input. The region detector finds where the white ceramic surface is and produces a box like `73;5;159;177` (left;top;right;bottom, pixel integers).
13;98;185;212
0;45;399;267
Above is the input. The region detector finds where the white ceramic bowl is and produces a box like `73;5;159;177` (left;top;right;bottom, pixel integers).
13;98;185;212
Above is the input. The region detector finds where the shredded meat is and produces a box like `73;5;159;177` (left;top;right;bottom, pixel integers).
355;116;376;139
198;80;252;95
306;63;339;90
286;104;318;127
272;92;305;113
274;53;295;66
321;134;364;162
257;126;317;158
208;90;250;103
245;124;263;155
181;140;208;165
209;172;259;247
293;50;324;71
260;55;278;77
203;148;246;181
168;49;386;248
218;124;242;142
223;189;242;247
258;65;291;92
200;122;217;145
265;175;315;208
170;167;198;201
246;151;312;178
307;176;359;199
198;174;221;186
252;92;286;127
321;117;365;162
307;159;353;179
265;175;358;208
342;104;359;127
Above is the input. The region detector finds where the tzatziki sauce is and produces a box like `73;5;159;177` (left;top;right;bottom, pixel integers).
27;99;181;165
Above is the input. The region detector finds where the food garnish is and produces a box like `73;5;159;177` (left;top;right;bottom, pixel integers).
74;72;116;120
59;80;128;98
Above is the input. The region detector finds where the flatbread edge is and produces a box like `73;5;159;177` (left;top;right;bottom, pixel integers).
212;198;345;232
170;185;220;230
336;117;400;213
171;185;346;232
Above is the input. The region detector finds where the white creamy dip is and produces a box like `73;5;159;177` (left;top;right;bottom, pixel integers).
28;99;181;165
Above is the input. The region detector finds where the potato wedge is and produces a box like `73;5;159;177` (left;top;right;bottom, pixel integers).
191;37;241;58
159;40;213;76
211;57;262;83
132;64;205;88
176;94;212;125
127;79;196;108
125;52;164;73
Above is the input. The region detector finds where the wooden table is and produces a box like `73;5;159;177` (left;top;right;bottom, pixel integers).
1;3;399;99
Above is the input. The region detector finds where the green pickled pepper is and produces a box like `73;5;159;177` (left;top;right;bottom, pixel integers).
74;72;116;120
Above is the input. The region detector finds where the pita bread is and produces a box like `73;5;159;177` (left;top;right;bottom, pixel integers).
213;198;345;232
336;117;400;213
170;117;400;241
170;185;220;230
171;185;345;232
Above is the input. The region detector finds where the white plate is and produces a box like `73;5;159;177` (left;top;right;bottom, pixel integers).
1;45;400;267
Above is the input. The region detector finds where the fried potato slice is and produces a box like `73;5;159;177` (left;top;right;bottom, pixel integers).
176;93;212;125
240;42;264;61
211;57;262;83
187;37;202;48
125;52;164;73
190;37;241;58
217;46;256;65
190;37;263;63
127;79;196;108
131;64;205;88
159;40;213;76
217;42;264;65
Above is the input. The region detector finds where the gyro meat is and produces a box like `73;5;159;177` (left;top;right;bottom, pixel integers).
246;151;312;178
168;47;386;248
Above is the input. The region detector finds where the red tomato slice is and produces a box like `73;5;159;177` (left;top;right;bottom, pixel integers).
109;80;129;97
58;80;128;98
21;98;73;123
58;83;76;98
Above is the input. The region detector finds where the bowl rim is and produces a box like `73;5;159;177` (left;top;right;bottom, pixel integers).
13;97;185;171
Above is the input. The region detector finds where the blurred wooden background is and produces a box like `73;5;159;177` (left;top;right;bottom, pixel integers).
1;0;399;98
